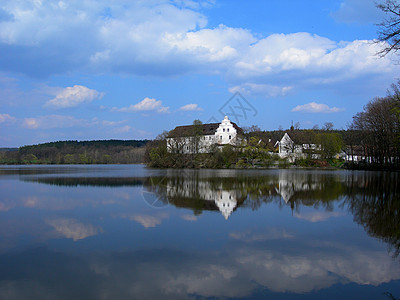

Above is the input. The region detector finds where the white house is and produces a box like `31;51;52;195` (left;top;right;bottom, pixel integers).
274;133;321;161
167;116;243;154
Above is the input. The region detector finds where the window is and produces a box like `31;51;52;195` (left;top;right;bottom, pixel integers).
229;135;231;139
223;128;225;132
220;136;222;140
227;128;229;132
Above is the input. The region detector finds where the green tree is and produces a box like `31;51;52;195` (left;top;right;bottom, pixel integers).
317;132;343;159
221;144;238;168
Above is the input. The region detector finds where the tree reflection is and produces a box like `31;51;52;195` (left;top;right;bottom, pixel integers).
344;172;400;258
143;170;400;258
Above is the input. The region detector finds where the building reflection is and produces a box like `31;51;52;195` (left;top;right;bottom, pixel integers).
166;178;239;220
275;171;323;203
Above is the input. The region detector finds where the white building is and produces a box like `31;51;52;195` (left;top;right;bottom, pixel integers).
274;133;321;161
167;116;243;154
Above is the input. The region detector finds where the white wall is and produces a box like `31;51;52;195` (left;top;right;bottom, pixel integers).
215;116;238;145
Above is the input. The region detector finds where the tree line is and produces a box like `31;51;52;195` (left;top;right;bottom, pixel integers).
348;82;400;168
145;126;347;169
0;140;148;164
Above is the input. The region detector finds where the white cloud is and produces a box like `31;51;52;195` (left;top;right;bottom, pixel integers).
0;1;397;98
45;85;104;108
0;113;15;124
164;24;256;63
179;103;203;111
291;102;345;113
117;97;170;113
229;34;396;96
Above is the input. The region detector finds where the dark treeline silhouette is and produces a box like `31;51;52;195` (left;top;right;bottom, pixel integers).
0;140;149;164
23;176;146;187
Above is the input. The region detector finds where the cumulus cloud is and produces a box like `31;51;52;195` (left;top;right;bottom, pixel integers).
45;85;104;109
0;1;397;97
116;97;170;113
291;102;345;113
164;24;256;63
179;103;203;111
0;113;15;124
229;34;395;96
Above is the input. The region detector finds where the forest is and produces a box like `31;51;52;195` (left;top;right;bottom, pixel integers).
0;140;148;164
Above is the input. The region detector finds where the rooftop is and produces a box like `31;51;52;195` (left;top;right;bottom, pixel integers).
168;119;243;138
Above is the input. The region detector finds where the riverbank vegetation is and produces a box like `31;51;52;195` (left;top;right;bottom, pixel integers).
145;129;345;169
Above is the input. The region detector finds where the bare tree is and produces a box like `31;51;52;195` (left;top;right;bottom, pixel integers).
351;96;399;165
376;0;400;57
323;122;334;131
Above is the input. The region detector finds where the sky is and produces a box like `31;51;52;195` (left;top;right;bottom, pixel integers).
0;0;399;147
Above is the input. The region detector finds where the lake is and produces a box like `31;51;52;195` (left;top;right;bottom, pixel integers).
0;165;399;299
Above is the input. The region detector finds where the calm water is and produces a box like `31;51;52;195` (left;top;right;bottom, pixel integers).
0;165;399;299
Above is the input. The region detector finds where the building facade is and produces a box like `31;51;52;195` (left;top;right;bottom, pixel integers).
167;116;243;154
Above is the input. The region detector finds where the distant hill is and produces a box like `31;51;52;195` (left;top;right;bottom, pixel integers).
0;140;149;164
0;148;18;152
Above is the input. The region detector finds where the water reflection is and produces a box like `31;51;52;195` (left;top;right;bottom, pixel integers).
0;166;399;299
19;168;400;258
344;172;400;258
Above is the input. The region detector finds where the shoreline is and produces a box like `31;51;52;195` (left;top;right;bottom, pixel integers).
2;162;397;172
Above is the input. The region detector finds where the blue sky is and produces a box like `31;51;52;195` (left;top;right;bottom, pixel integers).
0;0;399;147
